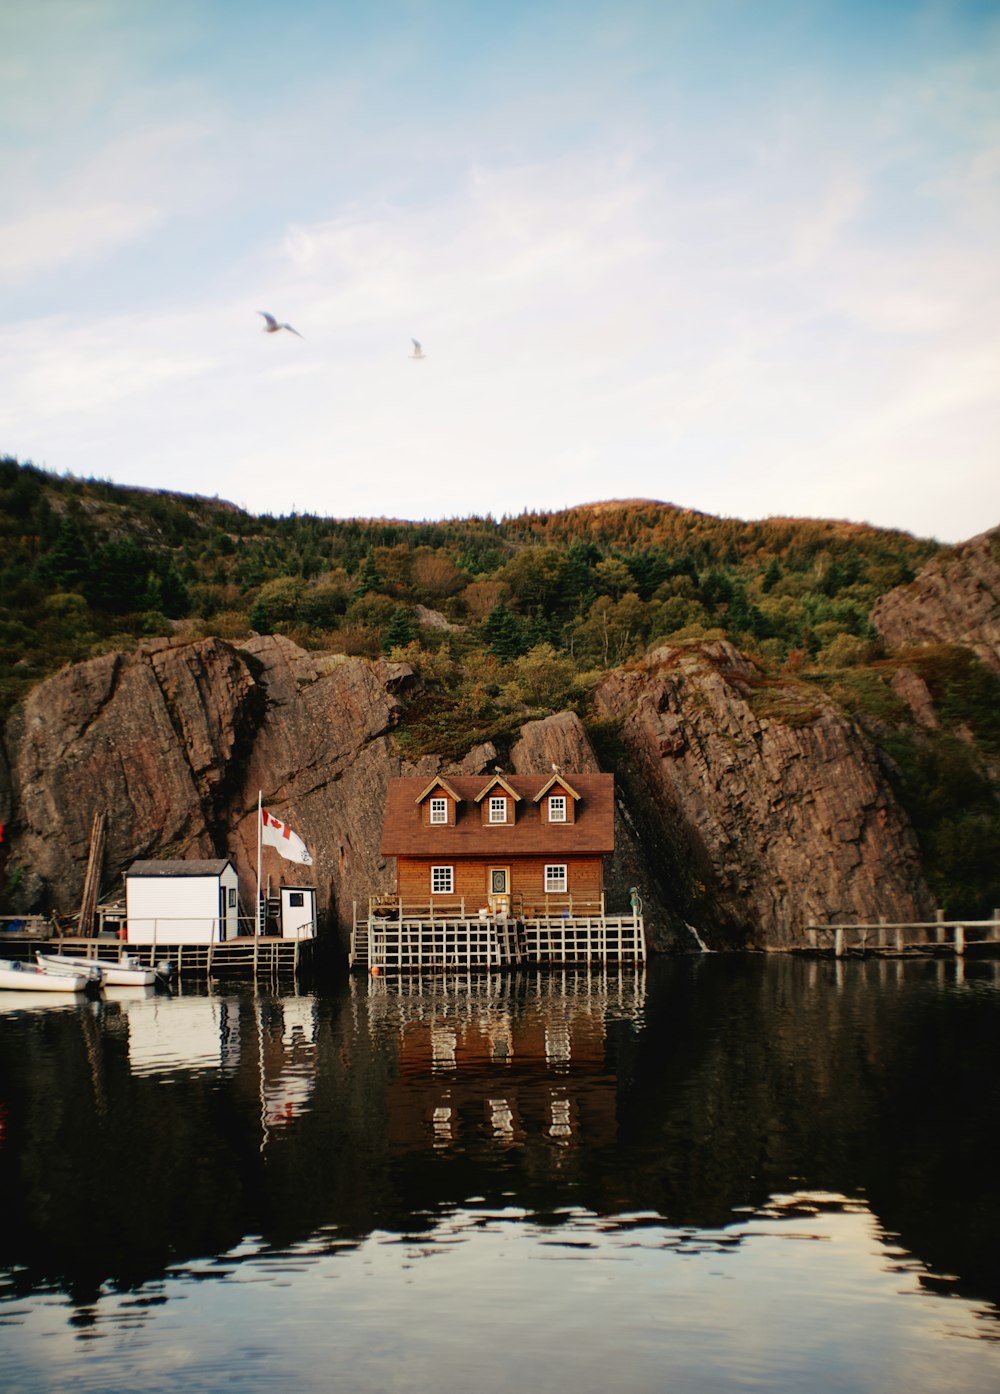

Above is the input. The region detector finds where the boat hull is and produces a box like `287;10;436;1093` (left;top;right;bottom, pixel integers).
0;958;88;992
36;952;159;987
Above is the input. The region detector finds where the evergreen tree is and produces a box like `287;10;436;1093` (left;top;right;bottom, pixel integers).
383;605;416;652
355;549;383;596
483;598;526;660
762;558;782;593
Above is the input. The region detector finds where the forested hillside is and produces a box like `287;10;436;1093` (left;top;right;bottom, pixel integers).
0;455;938;709
3;454;998;917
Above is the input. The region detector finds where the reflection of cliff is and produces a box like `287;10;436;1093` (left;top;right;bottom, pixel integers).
614;956;1000;1308
1;960;998;1317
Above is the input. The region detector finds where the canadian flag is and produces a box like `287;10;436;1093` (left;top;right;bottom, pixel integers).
261;809;312;865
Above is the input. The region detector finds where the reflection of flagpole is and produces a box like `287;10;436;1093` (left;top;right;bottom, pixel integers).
258;997;269;1153
256;790;262;938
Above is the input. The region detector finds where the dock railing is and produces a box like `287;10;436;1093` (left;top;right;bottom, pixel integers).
804;912;1000;957
354;894;643;971
365;892;607;922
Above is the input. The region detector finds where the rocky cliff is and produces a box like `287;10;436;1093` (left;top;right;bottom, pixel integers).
592;642;933;947
0;633;934;951
871;527;1000;671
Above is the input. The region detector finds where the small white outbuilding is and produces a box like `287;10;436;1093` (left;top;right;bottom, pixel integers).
125;859;241;945
279;885;317;940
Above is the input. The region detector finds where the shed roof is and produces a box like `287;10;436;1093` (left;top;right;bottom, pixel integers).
126;859;234;878
381;773;614;857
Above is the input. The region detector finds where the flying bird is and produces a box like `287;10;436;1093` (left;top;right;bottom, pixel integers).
410;338;424;358
258;311;303;338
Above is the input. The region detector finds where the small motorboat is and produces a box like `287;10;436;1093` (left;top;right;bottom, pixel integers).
36;951;163;988
0;957;89;993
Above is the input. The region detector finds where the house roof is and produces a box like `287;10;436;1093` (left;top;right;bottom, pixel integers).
381;773;614;857
126;859;234;878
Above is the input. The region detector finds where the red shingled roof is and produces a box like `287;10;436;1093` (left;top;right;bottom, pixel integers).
381;774;615;856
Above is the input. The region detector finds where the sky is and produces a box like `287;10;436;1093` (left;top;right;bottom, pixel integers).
1;1;998;543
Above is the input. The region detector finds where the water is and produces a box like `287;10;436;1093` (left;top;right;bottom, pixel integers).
1;956;998;1393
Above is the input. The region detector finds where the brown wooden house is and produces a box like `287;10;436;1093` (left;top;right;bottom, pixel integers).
379;772;615;918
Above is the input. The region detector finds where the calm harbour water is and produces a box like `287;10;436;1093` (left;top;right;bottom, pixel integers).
1;954;998;1394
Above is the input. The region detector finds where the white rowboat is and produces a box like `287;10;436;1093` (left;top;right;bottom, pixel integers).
36;952;162;987
0;957;89;993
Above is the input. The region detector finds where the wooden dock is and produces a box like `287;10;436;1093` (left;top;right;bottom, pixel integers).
803;913;1000;957
351;898;646;973
0;931;315;980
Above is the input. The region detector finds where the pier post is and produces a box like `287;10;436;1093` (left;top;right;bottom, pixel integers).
878;915;887;950
955;925;965;957
935;908;946;946
895;925;904;954
993;910;1000;944
834;928;845;958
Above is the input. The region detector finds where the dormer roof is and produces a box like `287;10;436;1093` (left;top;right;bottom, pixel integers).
533;774;582;802
414;776;462;805
473;774;522;804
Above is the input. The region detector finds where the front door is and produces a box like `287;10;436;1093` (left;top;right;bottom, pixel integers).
488;866;510;918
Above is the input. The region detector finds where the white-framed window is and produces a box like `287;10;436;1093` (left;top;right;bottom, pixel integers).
548;794;567;823
430;797;448;825
489;796;508;823
431;865;454;895
544;864;567;893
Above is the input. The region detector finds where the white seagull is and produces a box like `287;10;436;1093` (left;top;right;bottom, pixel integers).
258;311;303;338
410;338;424;358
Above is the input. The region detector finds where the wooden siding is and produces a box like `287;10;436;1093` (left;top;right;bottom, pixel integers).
397;855;603;911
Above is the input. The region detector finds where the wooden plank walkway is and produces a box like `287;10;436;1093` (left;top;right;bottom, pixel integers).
0;932;315;980
803;916;1000;957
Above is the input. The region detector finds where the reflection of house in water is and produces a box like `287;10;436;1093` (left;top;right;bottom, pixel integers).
364;971;644;1155
123;995;241;1076
122;991;319;1138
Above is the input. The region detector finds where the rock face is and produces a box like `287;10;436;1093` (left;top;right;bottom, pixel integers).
0;636;413;934
871;527;1000;671
592;642;933;948
0;634;934;951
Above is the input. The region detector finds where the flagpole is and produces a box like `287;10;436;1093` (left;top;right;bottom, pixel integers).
256;790;262;939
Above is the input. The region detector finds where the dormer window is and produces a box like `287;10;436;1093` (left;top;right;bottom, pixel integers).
548;795;567;823
430;797;448;825
489;796;508;824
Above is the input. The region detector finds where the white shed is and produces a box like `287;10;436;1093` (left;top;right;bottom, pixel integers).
279;885;317;940
125;859;240;945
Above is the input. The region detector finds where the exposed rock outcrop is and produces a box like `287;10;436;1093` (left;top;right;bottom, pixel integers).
0;634;934;951
2;639;252;910
592;641;933;948
871;527;1000;671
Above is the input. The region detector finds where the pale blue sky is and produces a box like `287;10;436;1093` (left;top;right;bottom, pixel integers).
2;1;998;540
